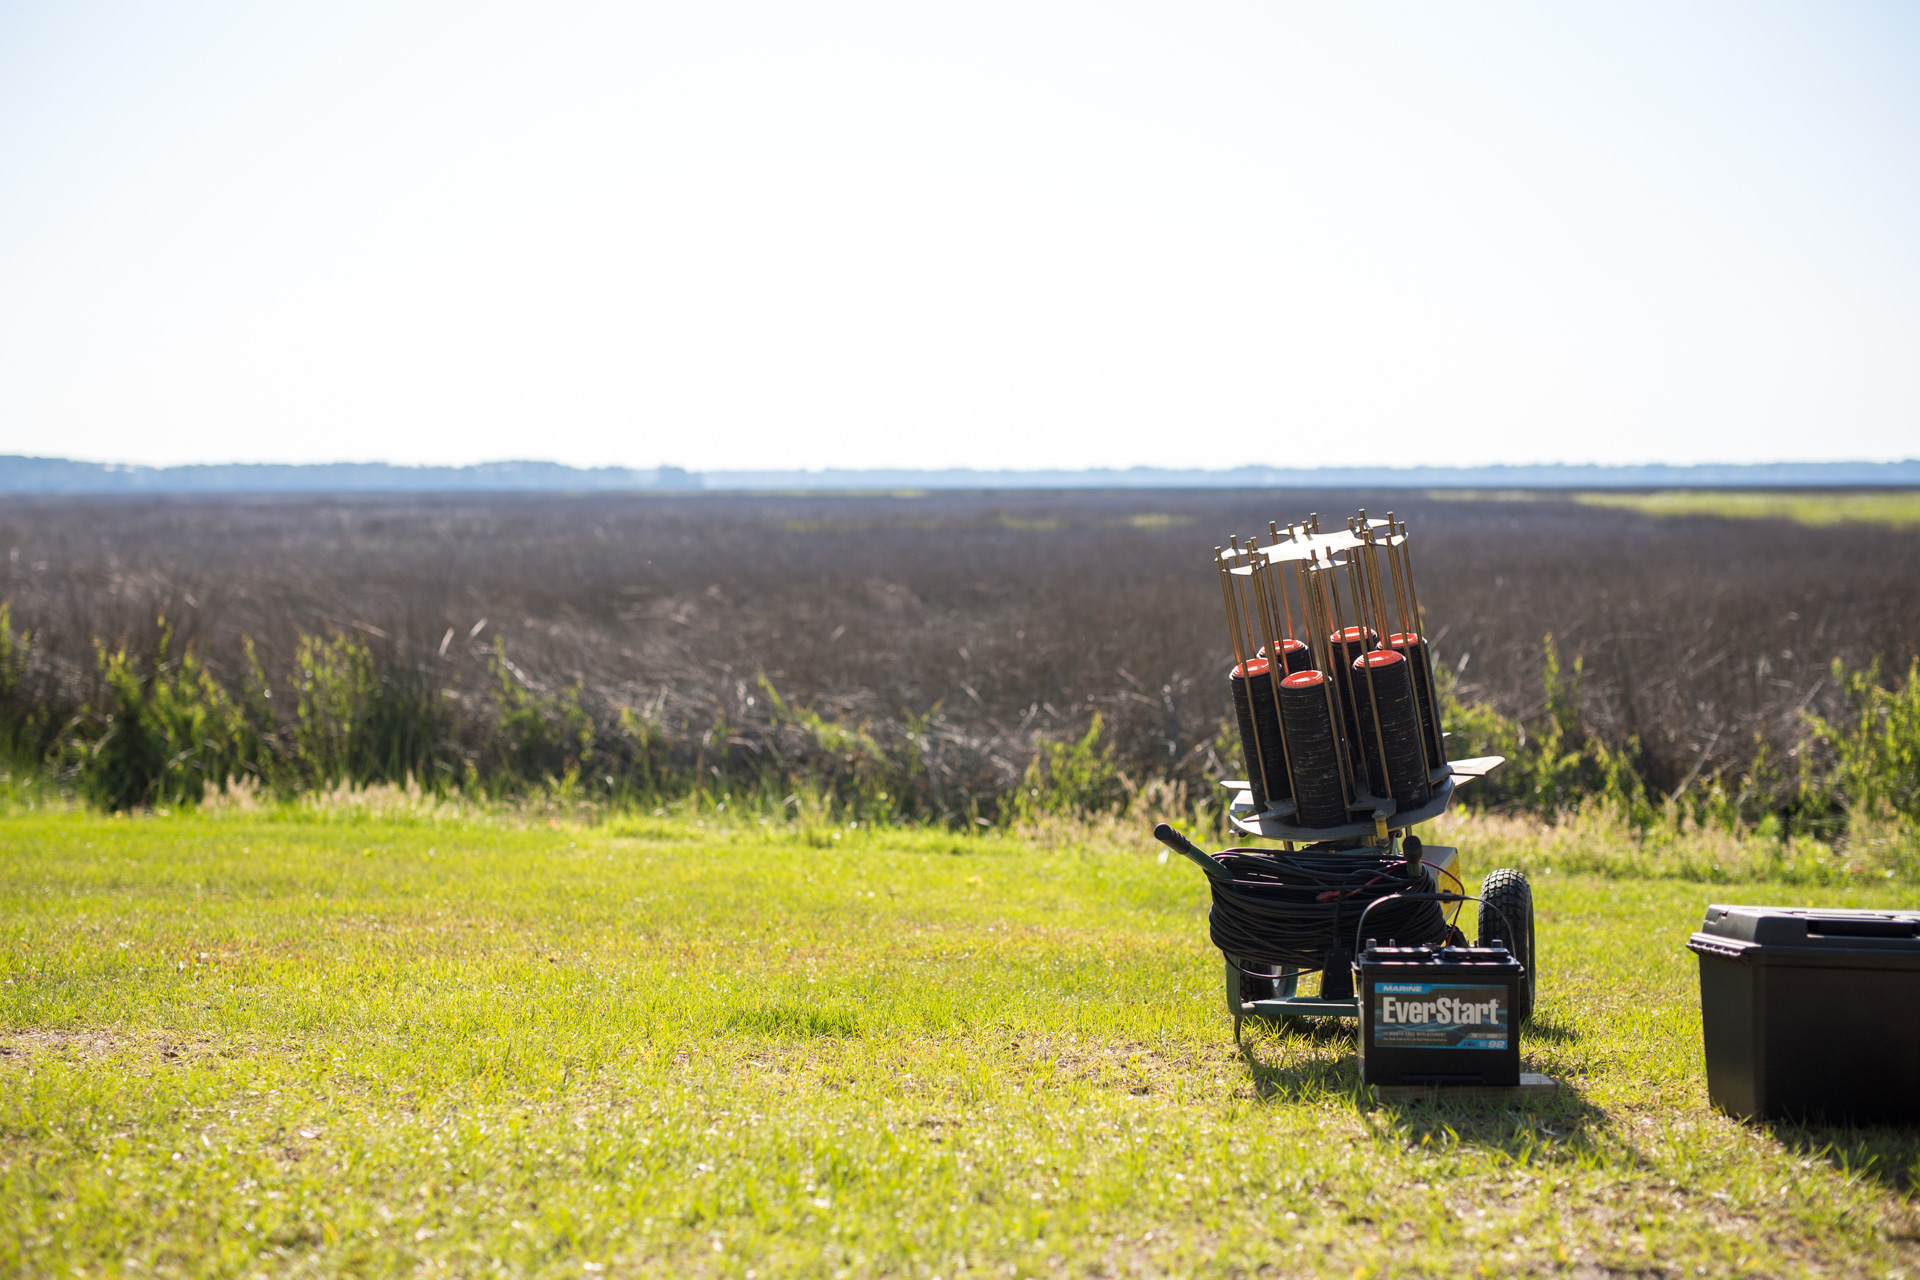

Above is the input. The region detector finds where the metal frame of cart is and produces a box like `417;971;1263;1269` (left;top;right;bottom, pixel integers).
1209;755;1533;1030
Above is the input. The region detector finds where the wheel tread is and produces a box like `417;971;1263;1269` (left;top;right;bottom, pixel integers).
1476;867;1536;1024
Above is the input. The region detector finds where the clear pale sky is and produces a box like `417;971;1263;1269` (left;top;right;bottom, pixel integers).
1;2;1915;471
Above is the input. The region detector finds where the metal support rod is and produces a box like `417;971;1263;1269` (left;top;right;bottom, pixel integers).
1232;542;1282;808
1371;525;1431;779
1383;513;1413;641
1306;551;1358;807
1291;557;1322;674
1411;521;1447;770
1347;518;1378;646
1216;547;1248;675
1359;520;1394;649
1249;535;1285;652
1390;518;1444;775
1346;541;1394;805
1216;547;1274;805
1275;544;1300;646
1233;543;1265;676
1234;562;1276;803
1267;522;1298;642
1385;518;1416;642
1245;539;1297;803
1398;524;1430;644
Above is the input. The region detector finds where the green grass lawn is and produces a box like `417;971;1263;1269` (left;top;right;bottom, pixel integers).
6;808;1920;1278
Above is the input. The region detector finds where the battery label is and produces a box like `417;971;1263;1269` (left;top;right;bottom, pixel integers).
1370;982;1508;1049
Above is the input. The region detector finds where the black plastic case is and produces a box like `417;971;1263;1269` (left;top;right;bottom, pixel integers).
1690;904;1920;1123
1354;943;1524;1087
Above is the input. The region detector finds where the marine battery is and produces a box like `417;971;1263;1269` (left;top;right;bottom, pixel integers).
1689;904;1920;1123
1355;942;1524;1087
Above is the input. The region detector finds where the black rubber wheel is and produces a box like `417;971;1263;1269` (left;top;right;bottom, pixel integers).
1236;963;1279;1006
1476;868;1536;1024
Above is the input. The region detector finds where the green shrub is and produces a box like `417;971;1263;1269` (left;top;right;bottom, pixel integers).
291;632;377;786
62;624;249;810
610;705;669;801
288;631;448;790
1810;657;1920;830
1438;634;1660;822
0;602;42;764
1014;712;1124;820
487;639;593;788
757;675;912;819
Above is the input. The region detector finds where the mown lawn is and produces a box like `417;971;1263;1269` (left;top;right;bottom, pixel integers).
4;808;1920;1278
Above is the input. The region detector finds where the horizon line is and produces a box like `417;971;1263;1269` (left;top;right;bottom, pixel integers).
1;454;1917;494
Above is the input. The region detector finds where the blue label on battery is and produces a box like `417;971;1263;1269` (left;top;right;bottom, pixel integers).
1370;982;1508;1050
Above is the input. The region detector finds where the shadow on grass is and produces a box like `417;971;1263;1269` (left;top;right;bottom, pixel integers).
1235;1016;1612;1157
1520;1017;1578;1045
1762;1121;1920;1193
1369;1088;1613;1160
1234;1014;1357;1102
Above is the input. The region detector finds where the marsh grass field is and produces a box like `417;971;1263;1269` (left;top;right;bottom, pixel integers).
1572;489;1920;530
7;803;1920;1278
4;487;1918;820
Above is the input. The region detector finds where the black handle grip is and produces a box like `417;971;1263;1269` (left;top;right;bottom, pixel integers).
1152;823;1234;885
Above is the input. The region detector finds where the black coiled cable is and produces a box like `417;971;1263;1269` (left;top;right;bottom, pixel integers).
1206;849;1449;969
